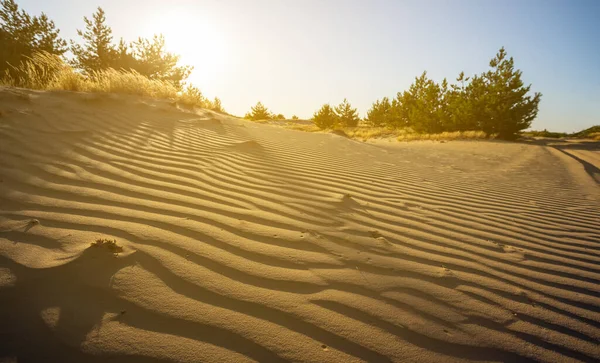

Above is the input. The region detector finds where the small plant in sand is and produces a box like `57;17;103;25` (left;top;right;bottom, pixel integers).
91;238;123;253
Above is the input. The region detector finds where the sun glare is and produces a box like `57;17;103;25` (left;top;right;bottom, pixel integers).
144;11;228;89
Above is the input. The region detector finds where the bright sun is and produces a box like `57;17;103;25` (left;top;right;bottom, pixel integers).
143;11;228;89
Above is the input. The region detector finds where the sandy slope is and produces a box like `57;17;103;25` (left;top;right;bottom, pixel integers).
0;87;599;363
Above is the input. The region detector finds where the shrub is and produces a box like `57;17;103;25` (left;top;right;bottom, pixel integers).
244;101;272;121
371;47;541;139
177;84;206;107
91;238;123;253
1;51;212;108
0;0;67;79
365;97;392;127
396;130;489;142
312;104;338;129
335;98;360;127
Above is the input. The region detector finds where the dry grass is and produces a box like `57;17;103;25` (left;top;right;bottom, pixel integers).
397;130;490;142
1;51;207;107
589;132;600;141
277;123;491;142
337;127;399;141
284;123;321;132
90;238;123;253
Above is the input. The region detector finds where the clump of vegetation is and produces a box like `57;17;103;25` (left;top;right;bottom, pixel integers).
243;101;288;121
283;123;320;132
520;129;568;138
91;238;123;253
0;0;67;80
337;127;398;141
571;125;600;139
311;99;360;130
312;103;338;129
396;130;490;142
0;2;224;111
1;51;218;108
335;98;360;127
521;125;600;140
313;47;541;140
244;101;271;120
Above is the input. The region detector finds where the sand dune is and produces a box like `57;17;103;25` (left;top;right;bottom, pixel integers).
0;87;599;362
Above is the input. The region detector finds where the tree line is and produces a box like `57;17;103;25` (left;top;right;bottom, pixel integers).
243;101;298;121
0;0;224;111
362;47;541;139
246;48;541;140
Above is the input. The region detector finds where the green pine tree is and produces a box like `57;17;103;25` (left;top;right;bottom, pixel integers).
0;0;66;77
479;47;542;139
210;97;224;113
70;7;116;74
365;97;392;127
335;98;360;127
244;101;272;120
398;72;447;133
312;104;339;129
129;34;192;90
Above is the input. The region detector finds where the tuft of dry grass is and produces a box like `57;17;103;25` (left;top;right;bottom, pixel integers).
281;123;320;132
397;130;490;142
90;238;124;253
277;123;491;142
337;127;398;141
2;51;208;108
589;132;600;141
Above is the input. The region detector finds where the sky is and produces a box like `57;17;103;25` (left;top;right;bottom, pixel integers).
15;0;600;131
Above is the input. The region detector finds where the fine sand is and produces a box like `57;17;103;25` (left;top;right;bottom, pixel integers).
0;87;599;363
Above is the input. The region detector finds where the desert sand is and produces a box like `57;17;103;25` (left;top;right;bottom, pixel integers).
0;87;599;363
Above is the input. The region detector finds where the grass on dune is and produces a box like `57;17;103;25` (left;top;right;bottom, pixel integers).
588;132;600;141
91;238;123;254
272;120;493;141
278;123;492;142
396;130;490;142
1;51;207;107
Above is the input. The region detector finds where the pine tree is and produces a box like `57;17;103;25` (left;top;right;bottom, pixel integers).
112;37;137;71
312;104;338;129
446;71;478;131
389;94;410;129
31;13;66;54
129;34;192;89
335;98;360;127
479;47;542;139
71;7;119;74
210;97;224;113
244;101;272;120
0;0;66;76
365;97;392;127
394;72;447;133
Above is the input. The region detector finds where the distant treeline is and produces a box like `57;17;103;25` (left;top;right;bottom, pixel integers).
246;48;542;140
523;126;600;140
0;0;223;111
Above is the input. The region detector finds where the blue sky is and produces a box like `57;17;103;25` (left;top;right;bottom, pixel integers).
14;0;600;131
